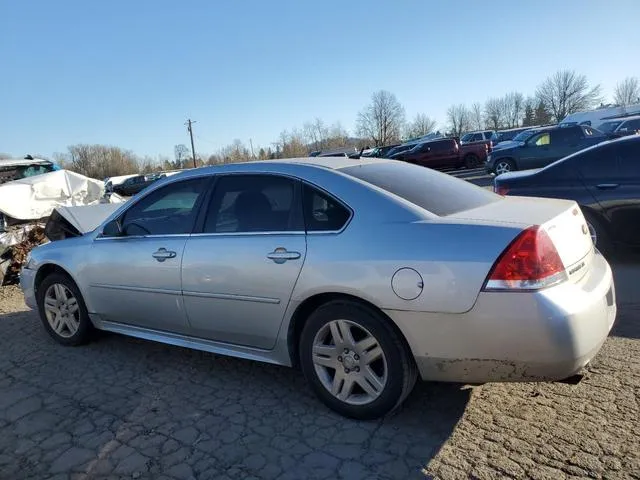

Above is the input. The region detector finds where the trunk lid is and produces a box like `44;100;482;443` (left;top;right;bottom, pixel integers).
447;195;593;273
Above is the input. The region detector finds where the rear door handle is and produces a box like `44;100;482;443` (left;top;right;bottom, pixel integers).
596;183;619;190
152;248;177;262
267;248;301;263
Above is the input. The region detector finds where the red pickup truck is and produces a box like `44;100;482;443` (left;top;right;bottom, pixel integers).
389;137;488;169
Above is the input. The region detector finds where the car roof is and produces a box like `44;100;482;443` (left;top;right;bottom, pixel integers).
164;157;393;180
0;158;53;168
616;114;640;122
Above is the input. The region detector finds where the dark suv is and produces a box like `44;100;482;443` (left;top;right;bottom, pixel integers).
486;124;606;175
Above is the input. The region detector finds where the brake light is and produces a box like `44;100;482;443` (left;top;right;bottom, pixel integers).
495;184;509;195
484;226;567;290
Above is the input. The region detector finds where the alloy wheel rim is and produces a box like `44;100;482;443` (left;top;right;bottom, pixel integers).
496;162;511;175
312;319;388;405
43;284;80;338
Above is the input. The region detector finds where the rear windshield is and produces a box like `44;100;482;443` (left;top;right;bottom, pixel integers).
340;161;500;216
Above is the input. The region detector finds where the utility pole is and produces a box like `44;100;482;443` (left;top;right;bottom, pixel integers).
249;138;255;159
185;119;197;168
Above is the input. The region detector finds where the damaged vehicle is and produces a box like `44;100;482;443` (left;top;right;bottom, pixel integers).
0;155;56;185
0;169;124;284
20;158;616;419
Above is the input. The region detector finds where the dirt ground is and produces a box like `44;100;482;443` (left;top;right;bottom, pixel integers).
0;272;639;479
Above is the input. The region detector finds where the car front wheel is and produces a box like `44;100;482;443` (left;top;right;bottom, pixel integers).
299;300;417;420
495;159;515;175
37;273;93;346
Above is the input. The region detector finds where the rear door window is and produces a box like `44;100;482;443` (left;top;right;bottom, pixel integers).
573;143;619;180
203;174;302;233
615;140;640;178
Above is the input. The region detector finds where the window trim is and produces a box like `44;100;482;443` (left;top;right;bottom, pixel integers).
193;172;306;237
96;175;213;240
300;180;354;235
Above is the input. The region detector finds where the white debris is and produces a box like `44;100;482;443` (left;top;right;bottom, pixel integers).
0;169;115;221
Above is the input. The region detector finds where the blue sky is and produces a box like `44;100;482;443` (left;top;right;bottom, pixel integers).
1;0;639;159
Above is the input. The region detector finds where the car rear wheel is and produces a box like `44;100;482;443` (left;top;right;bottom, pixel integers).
464;154;480;169
582;211;613;259
37;273;93;346
495;159;515;175
299;300;417;420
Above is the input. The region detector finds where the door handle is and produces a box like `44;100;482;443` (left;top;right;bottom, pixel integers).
267;247;301;263
596;183;619;190
152;248;177;262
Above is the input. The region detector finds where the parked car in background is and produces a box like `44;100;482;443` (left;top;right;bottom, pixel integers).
612;115;640;137
112;174;157;196
360;144;400;158
491;128;538;152
560;103;640;129
385;143;416;158
493;135;640;257
21;157;616;419
596;119;625;135
391;137;488;169
493;126;534;144
486;124;606;175
460;130;495;144
0;156;56;185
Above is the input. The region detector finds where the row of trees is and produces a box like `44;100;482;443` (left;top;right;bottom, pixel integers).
445;72;638;137
11;71;638;179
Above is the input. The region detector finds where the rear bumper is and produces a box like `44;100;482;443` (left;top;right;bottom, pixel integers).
385;250;616;383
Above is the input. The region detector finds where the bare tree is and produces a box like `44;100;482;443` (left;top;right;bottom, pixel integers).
484;98;505;130
503;92;525;128
174;144;189;167
447;104;471;137
303;118;329;151
62;144;140;179
614;77;640;106
535;70;602;123
356;90;405;146
405;113;437;139
470;103;484;131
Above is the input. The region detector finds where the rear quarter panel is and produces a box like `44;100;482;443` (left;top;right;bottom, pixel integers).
290;221;523;315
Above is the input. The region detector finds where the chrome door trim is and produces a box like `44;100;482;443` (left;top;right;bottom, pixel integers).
189;231;306;238
181;290;280;304
95;233;192;241
90;284;181;295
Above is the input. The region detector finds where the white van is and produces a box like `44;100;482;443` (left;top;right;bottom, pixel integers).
560;103;640;129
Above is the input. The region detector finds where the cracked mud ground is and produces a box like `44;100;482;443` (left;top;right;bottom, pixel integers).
1;265;639;479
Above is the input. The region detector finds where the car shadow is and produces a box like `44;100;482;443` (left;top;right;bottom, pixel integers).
0;309;470;479
611;256;640;340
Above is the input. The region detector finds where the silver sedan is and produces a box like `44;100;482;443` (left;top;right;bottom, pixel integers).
20;157;617;419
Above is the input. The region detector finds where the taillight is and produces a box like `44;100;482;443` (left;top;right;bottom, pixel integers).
484;226;567;291
495;184;509;196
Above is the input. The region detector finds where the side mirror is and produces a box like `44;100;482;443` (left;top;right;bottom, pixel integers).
102;219;123;237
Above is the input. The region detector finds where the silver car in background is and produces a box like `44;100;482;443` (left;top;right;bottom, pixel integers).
20;158;617;419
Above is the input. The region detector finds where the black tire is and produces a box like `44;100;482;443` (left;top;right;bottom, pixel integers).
582;210;614;259
37;273;93;346
494;158;516;175
464;154;480;169
299;300;417;420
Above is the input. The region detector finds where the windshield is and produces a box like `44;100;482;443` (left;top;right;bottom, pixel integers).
512;130;536;142
460;133;473;142
340;161;500;216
